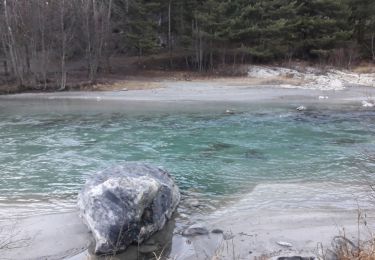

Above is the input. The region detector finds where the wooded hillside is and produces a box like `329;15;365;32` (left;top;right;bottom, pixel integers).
0;0;374;90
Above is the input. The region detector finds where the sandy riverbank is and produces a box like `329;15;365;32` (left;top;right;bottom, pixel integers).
1;81;375;105
2;182;375;260
1;64;374;105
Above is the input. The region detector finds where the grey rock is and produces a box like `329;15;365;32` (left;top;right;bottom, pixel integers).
276;241;293;247
77;163;180;254
225;109;236;115
185;198;200;208
138;244;159;254
182;224;209;236
211;229;224;234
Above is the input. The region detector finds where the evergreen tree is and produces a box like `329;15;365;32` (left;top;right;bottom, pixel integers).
349;0;375;59
112;0;161;56
288;0;351;59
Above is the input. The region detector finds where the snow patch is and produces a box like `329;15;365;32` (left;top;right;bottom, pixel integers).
248;65;375;90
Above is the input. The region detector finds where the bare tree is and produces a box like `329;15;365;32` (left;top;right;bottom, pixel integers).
81;0;113;84
168;0;173;68
372;33;375;61
2;0;24;86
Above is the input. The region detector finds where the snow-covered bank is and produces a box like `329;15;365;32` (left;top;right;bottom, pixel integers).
248;65;375;90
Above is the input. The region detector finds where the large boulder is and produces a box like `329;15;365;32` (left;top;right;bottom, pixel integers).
77;163;180;254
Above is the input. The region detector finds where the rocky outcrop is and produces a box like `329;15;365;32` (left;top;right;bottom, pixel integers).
77;163;180;254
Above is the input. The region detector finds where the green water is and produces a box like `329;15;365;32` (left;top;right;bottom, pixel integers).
0;99;374;218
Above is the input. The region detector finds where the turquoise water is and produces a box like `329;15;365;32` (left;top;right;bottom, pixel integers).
0;99;374;218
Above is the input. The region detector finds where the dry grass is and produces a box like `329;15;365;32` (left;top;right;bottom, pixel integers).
0;84;20;94
352;63;375;74
316;206;375;260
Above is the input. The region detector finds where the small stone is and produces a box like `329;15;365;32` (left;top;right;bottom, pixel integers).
211;229;224;234
276;241;293;247
178;213;188;219
225;109;235;115
186;198;200;208
182;224;209;236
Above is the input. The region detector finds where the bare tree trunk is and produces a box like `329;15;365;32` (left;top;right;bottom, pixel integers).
37;1;48;89
3;0;23;86
199;26;203;72
3;60;8;76
372;33;375;61
168;0;173;68
84;0;110;84
24;44;31;75
222;48;226;65
90;0;98;83
193;19;198;70
59;0;67;91
0;35;9;77
209;30;213;70
104;0;113;73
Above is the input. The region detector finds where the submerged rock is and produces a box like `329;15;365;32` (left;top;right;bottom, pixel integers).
77;163;180;255
332;138;358;145
245;149;267;160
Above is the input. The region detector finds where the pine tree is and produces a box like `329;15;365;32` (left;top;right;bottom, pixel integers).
288;0;351;59
112;0;161;56
348;0;375;59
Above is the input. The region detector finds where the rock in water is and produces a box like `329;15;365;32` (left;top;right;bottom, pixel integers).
296;105;306;111
77;163;180;254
